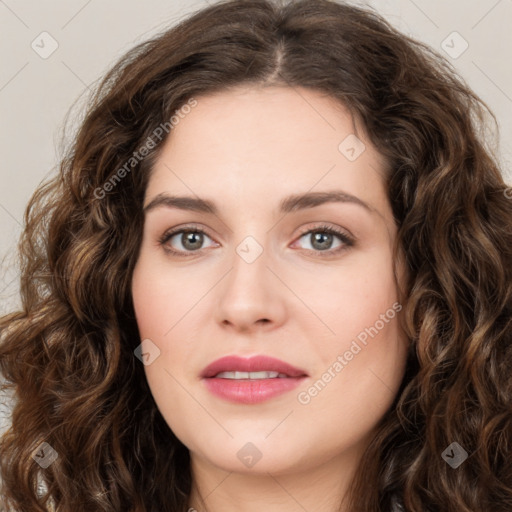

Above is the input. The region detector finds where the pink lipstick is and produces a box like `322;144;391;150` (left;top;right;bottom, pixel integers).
201;355;308;404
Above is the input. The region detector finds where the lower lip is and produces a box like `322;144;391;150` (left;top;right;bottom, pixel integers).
203;377;307;404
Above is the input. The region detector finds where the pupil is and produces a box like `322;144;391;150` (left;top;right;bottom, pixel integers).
312;232;332;250
179;231;333;251
183;231;203;250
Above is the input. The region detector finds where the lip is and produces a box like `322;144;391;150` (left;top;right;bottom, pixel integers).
201;355;309;404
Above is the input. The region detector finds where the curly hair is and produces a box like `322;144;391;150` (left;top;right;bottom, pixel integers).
1;0;511;510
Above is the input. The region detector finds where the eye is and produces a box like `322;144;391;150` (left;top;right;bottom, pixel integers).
158;223;354;258
293;224;354;257
158;225;217;256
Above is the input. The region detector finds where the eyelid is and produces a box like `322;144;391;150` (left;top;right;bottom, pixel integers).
293;223;354;257
158;223;218;256
295;223;353;241
158;222;354;257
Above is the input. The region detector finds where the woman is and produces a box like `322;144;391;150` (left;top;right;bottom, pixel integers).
1;0;511;510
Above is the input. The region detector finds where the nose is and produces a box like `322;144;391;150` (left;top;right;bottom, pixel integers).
214;240;287;334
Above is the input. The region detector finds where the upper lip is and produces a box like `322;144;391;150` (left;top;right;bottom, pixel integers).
201;355;308;378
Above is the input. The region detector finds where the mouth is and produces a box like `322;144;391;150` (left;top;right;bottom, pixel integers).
200;355;309;404
212;370;290;379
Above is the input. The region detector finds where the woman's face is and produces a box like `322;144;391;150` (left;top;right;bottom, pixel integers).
131;85;409;476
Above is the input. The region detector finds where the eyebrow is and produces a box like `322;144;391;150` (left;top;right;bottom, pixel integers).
143;190;373;215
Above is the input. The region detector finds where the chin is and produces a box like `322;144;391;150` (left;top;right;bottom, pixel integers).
187;432;313;475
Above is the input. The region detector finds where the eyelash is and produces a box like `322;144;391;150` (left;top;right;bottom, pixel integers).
158;223;355;258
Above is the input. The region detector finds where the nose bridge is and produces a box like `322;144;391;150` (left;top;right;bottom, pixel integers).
214;227;286;329
227;231;270;295
225;209;272;273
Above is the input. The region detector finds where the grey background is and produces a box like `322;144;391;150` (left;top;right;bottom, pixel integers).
0;0;511;433
1;0;511;314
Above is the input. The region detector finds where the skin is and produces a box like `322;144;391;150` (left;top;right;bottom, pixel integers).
131;85;409;512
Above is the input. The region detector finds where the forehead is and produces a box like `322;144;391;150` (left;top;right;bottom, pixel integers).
145;85;390;221
164;85;359;159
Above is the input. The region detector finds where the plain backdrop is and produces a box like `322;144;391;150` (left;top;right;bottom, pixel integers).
0;0;511;313
0;0;511;475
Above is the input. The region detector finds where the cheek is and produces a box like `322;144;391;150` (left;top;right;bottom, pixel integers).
131;254;202;339
298;246;406;404
131;257;200;395
131;264;194;437
294;246;399;346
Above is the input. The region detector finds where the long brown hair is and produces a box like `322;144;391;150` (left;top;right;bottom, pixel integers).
1;0;511;510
